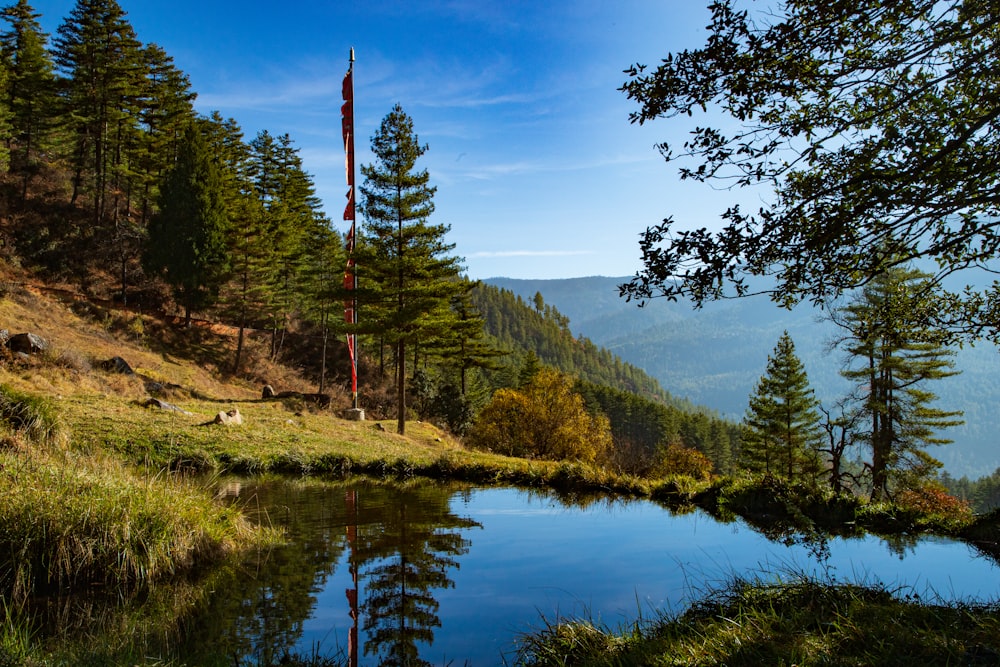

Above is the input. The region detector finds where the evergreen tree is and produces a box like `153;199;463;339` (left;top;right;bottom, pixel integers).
298;216;346;393
143;123;229;324
1;0;57;201
52;0;142;220
0;38;9;171
357;104;464;435
246;130;320;361
134;42;195;225
440;283;504;396
740;331;824;482
833;266;964;500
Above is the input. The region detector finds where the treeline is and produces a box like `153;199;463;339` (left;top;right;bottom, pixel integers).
941;469;1000;513
0;0;339;356
472;283;739;475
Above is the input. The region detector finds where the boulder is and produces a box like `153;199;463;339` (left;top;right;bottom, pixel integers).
7;332;47;355
213;408;243;426
101;356;134;375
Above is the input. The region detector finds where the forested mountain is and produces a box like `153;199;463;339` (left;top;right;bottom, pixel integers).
470;282;741;475
487;277;1000;479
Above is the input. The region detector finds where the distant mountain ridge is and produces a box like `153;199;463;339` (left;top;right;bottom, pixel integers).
484;276;1000;479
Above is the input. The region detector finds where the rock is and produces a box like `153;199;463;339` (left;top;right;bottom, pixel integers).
7;332;47;355
0;330;8;346
213;408;243;426
142;397;192;414
101;356;134;375
262;384;275;399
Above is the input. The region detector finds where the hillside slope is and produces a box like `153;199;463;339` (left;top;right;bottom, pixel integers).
486;276;1000;478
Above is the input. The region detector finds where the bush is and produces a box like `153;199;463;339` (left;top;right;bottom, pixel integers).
653;441;714;480
0;385;61;446
896;481;973;524
466;368;612;464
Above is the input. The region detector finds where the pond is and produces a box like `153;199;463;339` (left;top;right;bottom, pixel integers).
28;477;1000;665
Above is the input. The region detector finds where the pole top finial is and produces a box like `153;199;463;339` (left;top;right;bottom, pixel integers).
350;47;355;62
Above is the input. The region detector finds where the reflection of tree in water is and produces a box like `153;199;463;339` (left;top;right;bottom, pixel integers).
179;478;352;665
350;482;480;666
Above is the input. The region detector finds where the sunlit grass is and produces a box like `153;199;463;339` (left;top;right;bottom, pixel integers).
0;443;278;601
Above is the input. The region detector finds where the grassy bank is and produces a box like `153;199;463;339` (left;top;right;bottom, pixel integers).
0;386;280;603
515;575;1000;666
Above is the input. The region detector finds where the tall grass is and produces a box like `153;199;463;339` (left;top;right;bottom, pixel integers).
0;383;62;447
0;387;279;603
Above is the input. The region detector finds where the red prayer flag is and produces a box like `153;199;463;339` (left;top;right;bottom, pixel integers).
342;69;352;102
342;59;358;403
343;187;354;221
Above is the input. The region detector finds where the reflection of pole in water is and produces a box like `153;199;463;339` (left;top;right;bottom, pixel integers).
345;490;359;667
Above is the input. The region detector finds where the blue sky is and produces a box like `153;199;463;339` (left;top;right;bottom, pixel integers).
28;1;725;280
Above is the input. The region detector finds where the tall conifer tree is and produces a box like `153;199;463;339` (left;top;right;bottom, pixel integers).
1;0;57;200
358;104;464;435
834;266;963;500
740;331;824;482
53;0;141;215
143;122;229;324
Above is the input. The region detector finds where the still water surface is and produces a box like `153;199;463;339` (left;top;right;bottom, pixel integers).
199;477;1000;666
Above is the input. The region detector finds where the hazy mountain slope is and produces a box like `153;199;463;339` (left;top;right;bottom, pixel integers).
485;277;999;478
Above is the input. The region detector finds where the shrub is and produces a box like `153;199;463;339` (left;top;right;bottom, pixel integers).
896;481;973;524
653;441;714;480
467;368;612;464
0;385;61;446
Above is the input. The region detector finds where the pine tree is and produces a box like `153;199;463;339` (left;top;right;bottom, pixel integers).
740;331;824;483
834;266;963;500
1;0;58;201
143;122;229;324
357;104;465;435
246;130;321;361
202;114;273;374
0;37;9;171
52;0;142;219
298;215;346;394
134;42;195;225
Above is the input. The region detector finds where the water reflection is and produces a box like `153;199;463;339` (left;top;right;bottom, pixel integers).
19;477;1000;666
212;477;481;666
344;484;480;666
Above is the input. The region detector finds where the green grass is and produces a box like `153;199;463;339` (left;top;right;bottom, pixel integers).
515;575;1000;666
0;444;279;600
0;385;280;604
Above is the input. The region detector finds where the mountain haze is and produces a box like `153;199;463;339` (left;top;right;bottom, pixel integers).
485;276;1000;479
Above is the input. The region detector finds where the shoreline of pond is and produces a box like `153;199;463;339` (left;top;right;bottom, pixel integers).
4;385;1000;665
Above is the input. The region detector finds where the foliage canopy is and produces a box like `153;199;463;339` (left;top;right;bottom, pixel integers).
620;0;1000;342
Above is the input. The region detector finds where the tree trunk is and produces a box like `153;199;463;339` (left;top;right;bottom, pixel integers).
396;338;406;435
